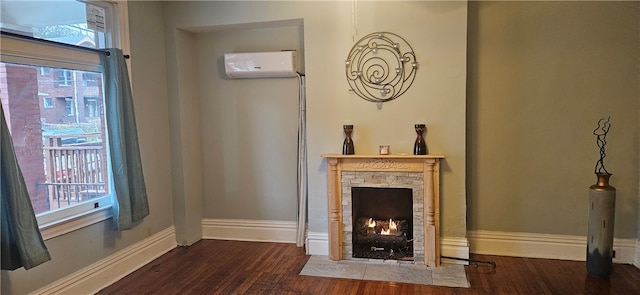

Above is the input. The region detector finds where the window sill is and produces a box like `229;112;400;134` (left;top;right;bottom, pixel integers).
39;206;112;241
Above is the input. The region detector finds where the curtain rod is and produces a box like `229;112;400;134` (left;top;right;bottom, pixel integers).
0;30;130;59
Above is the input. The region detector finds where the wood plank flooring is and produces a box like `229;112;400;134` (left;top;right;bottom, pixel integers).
97;239;640;295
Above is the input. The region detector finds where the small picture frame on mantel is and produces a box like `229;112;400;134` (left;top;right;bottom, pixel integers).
379;145;390;155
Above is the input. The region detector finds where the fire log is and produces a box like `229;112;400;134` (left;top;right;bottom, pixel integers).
354;217;408;247
356;234;407;247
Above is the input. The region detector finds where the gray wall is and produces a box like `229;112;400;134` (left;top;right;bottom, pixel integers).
3;1;638;294
467;1;639;238
196;25;302;221
162;1;469;241
167;29;204;245
1;1;174;294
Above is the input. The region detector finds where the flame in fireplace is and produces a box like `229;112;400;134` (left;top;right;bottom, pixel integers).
380;219;397;235
367;218;376;228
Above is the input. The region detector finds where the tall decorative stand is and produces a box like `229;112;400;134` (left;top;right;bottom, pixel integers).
587;173;616;278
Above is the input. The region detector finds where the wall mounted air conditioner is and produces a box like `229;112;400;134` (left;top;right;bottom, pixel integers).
224;51;297;78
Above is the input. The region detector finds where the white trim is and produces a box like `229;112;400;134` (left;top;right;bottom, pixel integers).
114;0;131;53
201;219;297;243
634;239;640;269
440;237;470;265
38;196;112;229
468;230;637;264
306;231;329;255
39;206;112;241
30;227;177;295
0;36;100;72
113;0;133;84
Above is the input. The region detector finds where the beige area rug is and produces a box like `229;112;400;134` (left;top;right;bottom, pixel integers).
299;255;470;288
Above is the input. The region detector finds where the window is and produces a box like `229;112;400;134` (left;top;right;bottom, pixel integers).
84;97;99;118
43;97;53;108
0;1;109;49
58;69;73;86
63;97;74;116
40;67;51;76
82;72;99;87
1;0;127;239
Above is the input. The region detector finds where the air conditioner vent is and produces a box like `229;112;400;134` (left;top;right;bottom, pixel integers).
224;51;297;78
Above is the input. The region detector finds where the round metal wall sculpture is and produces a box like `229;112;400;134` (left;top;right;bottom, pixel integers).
345;32;418;103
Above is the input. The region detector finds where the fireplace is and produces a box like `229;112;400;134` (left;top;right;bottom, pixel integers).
341;170;426;263
351;187;413;260
322;154;444;266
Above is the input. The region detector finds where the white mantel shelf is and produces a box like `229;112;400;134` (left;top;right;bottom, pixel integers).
321;154;445;267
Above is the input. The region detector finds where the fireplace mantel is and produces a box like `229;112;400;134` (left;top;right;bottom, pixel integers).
321;154;445;266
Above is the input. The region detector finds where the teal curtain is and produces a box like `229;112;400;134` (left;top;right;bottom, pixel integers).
101;48;149;230
1;104;51;270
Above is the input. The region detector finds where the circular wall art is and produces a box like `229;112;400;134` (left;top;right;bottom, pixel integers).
345;32;418;103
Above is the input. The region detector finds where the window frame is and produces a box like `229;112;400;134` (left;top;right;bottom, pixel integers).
43;97;53;108
82;72;99;87
58;69;73;86
0;0;130;240
63;96;74;115
84;97;99;117
40;67;51;76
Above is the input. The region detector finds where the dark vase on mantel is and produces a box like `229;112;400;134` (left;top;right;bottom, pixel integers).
413;124;427;155
342;125;355;155
586;173;616;278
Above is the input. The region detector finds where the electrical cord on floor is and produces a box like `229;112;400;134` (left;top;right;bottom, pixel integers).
441;256;497;268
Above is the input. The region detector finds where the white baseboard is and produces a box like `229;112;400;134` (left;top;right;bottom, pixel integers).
304;231;470;264
441;237;470;265
306;231;329;255
201;219;297;243
468;230;637;264
30;226;177;295
635;239;640;269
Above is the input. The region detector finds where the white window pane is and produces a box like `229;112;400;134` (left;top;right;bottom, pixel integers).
1;61;110;215
0;0;109;49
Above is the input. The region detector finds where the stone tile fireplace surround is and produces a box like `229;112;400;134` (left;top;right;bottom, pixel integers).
322;154;444;267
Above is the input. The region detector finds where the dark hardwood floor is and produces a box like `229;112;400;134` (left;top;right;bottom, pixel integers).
97;239;640;295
